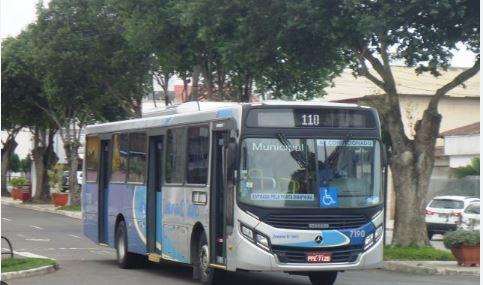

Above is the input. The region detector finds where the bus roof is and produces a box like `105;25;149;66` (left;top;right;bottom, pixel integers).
86;101;374;135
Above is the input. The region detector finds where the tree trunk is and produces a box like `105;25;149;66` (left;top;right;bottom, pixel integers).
378;96;441;246
1;134;18;196
64;140;81;206
32;129;58;202
182;76;189;103
191;65;201;101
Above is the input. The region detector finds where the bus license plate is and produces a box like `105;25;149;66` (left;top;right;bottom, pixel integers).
306;253;332;263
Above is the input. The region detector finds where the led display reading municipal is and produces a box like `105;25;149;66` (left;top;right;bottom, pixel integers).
251;142;305;152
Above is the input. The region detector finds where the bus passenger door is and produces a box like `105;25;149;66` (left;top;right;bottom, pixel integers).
98;139;110;244
147;136;163;254
210;131;229;266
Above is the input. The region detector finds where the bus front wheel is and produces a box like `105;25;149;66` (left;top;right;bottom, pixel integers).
308;271;338;285
197;233;225;285
115;220;136;268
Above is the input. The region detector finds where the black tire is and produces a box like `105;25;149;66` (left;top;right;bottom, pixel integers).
196;233;225;285
115;220;136;268
308;271;338;285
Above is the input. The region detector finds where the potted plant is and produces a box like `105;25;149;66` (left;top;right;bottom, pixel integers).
9;177;31;202
443;229;480;267
48;165;69;207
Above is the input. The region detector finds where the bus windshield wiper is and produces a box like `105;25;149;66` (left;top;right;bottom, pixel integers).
326;134;352;168
276;132;309;169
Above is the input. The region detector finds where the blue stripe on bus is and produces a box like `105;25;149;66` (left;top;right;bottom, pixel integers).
216;108;233;119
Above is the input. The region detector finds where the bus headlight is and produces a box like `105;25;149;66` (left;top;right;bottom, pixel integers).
364;233;374;250
239;223;271;251
255;233;270;251
240;224;254;240
375;226;383;242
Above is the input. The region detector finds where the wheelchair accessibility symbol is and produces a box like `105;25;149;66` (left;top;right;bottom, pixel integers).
319;187;338;208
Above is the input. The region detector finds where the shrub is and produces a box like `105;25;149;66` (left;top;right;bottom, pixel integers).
48;164;64;191
10;177;29;187
451;157;480;178
443;229;480;249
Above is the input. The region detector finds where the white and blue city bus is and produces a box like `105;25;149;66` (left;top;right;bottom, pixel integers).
82;101;386;285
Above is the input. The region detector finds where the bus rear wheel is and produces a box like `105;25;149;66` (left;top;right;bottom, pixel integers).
115;220;136;268
308;271;338;285
197;233;225;285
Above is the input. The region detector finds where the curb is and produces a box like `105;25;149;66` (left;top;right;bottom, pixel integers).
1;264;59;281
1;200;82;220
384;261;480;277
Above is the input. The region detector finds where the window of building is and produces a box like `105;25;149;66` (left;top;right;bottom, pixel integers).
186;126;210;184
165;128;186;183
127;133;147;183
111;133;129;183
85;136;100;182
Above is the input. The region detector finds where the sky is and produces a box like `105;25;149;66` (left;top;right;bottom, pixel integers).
0;0;477;68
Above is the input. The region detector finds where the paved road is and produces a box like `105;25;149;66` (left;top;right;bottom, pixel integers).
1;206;479;285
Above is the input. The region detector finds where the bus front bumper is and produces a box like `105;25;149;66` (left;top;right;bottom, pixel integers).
232;233;384;272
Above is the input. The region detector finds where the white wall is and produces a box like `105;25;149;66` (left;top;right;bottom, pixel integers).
444;135;479;155
444;135;480;168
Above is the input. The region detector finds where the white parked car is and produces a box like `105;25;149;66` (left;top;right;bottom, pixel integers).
459;202;480;230
425;196;480;240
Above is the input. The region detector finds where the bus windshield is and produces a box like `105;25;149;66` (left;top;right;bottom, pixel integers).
238;138;382;208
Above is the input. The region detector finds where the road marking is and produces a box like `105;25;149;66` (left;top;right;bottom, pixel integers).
16;234;25;237
68;234;82;239
25;238;50;242
2;218;12;221
14;251;52;259
30;225;44;230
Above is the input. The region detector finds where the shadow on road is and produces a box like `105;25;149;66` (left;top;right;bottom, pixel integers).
90;259;308;285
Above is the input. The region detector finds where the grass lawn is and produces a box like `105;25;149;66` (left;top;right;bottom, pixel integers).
384;246;455;261
57;205;81;211
1;258;57;273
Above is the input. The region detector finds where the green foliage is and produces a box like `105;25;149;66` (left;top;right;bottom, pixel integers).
113;0;346;101
33;0;152;121
383;246;455;261
48;164;64;191
58;205;81;211
451;158;480;178
1;28;50;132
9;154;20;172
10;177;29;187
19;154;32;173
443;230;480;249
1;258;56;273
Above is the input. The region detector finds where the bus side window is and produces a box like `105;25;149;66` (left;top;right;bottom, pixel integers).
85;136;100;183
186;126;209;184
111;133;128;183
165;128;186;184
127;133;147;184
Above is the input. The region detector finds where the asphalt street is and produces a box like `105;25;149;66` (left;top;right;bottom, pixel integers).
1;205;479;285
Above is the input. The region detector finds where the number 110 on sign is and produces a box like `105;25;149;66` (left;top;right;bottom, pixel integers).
301;114;320;126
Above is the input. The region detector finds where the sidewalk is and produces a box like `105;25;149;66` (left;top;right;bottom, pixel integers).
384;260;479;276
1;197;82;220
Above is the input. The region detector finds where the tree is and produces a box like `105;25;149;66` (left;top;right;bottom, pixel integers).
113;0;346;102
316;0;479;246
1;27;59;202
33;0;152;205
8;154;20;172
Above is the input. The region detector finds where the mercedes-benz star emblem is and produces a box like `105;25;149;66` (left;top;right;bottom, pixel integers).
315;235;323;244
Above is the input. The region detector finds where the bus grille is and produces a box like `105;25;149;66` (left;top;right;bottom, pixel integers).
265;214;368;230
272;245;363;264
